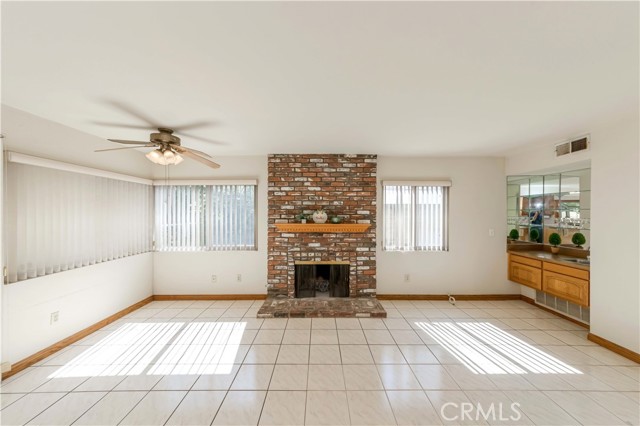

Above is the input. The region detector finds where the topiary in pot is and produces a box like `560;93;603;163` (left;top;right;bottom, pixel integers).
529;228;540;242
572;232;586;248
508;229;519;241
548;232;562;254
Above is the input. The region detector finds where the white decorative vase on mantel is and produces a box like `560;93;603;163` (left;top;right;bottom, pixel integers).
312;210;328;224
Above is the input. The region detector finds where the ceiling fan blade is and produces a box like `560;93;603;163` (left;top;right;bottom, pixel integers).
103;99;159;127
180;132;227;145
99;100;215;131
180;146;213;158
176;147;221;169
95;144;155;152
173;120;215;131
92;121;153;130
108;138;154;145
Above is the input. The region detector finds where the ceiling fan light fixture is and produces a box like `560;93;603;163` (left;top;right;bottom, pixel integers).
163;149;176;161
162;149;184;165
145;149;164;163
145;148;184;166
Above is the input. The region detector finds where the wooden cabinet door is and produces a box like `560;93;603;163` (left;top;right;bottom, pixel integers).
509;261;542;290
543;271;589;306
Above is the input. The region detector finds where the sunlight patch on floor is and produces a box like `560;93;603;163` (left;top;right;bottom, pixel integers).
49;321;246;378
416;321;582;375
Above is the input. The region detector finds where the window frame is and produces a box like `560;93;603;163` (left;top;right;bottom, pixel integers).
382;180;450;252
153;180;258;252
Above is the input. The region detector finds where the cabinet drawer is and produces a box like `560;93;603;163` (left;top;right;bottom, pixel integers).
509;261;542;290
543;270;589;306
543;262;589;280
509;254;542;269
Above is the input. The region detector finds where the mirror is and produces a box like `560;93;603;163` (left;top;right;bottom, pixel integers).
507;168;590;247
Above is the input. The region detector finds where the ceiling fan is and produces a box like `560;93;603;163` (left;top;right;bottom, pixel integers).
94;100;222;169
97;127;220;169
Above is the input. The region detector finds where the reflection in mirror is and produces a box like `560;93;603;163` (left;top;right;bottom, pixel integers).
506;169;590;248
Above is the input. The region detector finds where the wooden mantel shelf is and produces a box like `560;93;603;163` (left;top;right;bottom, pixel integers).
275;223;371;233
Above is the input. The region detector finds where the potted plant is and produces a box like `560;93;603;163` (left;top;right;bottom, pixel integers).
548;232;562;254
295;213;308;224
529;228;540;242
330;216;342;224
508;229;519;242
572;232;586;248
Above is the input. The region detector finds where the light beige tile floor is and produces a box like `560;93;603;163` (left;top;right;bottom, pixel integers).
1;299;638;425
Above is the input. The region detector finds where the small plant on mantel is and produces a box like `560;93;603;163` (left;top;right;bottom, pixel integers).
548;232;562;254
295;212;309;224
572;232;586;248
508;229;519;242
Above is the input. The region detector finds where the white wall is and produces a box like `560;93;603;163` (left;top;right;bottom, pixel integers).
506;115;640;354
376;157;518;295
589;117;639;353
151;156;268;295
3;253;153;363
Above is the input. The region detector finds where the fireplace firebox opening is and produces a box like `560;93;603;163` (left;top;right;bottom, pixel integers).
294;262;349;298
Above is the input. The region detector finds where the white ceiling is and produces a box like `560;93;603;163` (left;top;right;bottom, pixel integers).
2;1;638;157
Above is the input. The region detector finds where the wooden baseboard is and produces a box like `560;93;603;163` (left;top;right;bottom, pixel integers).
153;294;267;301
587;333;640;364
1;296;153;381
377;294;522;301
519;295;589;329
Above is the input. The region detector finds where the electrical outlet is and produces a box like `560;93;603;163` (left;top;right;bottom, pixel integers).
404;274;410;282
237;274;242;282
50;311;59;325
489;228;495;237
211;275;218;284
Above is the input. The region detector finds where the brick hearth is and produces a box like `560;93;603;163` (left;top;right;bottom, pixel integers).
267;154;377;298
256;297;387;318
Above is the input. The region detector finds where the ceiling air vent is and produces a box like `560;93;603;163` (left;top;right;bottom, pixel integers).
555;135;590;157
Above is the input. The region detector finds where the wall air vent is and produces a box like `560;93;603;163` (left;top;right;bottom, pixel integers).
555;142;571;156
571;137;589;152
555;135;590;157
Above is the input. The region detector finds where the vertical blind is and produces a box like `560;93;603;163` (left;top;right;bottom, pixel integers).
383;183;449;251
5;163;153;283
154;184;256;251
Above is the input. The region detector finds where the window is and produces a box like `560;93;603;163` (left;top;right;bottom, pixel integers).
5;162;153;283
154;183;256;251
383;181;450;251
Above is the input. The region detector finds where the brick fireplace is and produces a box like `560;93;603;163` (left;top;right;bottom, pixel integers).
267;154;377;298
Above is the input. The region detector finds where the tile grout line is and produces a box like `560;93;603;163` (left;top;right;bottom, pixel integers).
21;391;70;425
68;389;113;426
254;318;284;425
